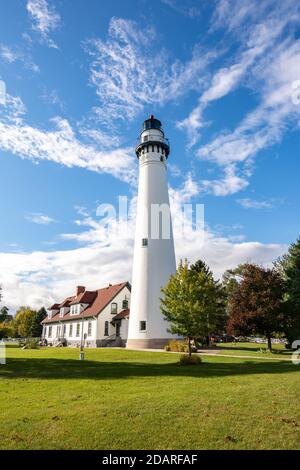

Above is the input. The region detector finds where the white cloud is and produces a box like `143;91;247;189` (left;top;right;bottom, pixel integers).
177;1;300;196
0;43;40;72
0;94;137;185
0;44;19;63
25;213;57;224
196;38;300;196
26;0;61;48
236;198;280;209
161;0;201;18
177;2;296;147
85;17;215;123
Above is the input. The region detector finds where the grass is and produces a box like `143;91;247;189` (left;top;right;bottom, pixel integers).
215;342;293;358
0;345;299;450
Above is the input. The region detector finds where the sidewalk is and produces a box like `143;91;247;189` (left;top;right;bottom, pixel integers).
124;347;294;362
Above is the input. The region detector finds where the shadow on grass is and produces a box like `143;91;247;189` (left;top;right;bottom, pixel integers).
0;356;298;381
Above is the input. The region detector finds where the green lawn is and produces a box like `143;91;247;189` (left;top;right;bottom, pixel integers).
0;346;299;450
215;342;293;358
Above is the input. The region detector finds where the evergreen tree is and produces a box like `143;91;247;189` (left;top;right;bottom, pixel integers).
0;306;12;323
275;236;300;344
31;307;47;337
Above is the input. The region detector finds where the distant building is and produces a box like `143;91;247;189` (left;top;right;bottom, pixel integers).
42;282;131;347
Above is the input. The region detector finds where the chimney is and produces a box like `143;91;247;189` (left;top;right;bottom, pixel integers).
76;286;85;296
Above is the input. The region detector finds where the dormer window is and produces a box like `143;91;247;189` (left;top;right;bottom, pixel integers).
70;304;80;315
60;307;65;317
111;302;117;314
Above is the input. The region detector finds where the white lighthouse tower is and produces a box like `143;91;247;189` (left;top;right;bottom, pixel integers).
127;116;177;349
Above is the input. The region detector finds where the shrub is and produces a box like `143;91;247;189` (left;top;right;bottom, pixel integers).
179;354;202;366
23;338;39;349
166;340;188;352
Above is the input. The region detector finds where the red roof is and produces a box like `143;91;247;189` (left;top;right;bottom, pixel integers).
48;303;60;311
42;282;130;324
69;290;98;306
111;309;130;321
58;296;75;308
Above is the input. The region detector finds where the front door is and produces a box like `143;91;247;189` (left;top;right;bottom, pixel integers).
116;323;120;337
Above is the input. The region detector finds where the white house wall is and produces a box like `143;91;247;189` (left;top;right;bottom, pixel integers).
96;286;131;341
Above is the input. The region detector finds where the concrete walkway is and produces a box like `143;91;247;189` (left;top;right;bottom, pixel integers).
124;347;294;362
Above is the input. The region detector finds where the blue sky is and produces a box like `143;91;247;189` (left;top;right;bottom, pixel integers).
0;0;300;310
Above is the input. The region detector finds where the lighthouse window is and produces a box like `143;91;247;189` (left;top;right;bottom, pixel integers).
151;145;154;152
143;136;148;142
142;238;148;247
140;321;146;331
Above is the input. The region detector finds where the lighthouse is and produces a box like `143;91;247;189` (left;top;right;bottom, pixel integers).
127;116;177;349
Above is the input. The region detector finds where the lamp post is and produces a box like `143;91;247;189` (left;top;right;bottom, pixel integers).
79;311;85;360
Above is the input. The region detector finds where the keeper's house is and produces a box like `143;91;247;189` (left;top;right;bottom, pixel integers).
41;282;131;347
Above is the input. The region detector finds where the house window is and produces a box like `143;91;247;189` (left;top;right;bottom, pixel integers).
142;238;148;247
111;302;117;314
48;326;52;337
63;324;66;335
60;308;64;317
140;321;146;331
44;326;47;337
71;304;80;315
57;325;60;337
104;321;109;336
88;321;92;336
76;323;80;337
122;299;128;309
69;324;73;337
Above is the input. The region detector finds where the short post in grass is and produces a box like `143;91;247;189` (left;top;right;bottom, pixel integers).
0;340;6;365
79;314;85;361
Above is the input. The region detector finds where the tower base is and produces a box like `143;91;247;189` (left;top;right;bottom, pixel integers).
126;338;175;349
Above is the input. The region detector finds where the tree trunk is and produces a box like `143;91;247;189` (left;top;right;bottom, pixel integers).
267;335;272;351
188;337;192;357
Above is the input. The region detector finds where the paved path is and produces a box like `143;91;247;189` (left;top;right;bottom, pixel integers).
124;347;294;362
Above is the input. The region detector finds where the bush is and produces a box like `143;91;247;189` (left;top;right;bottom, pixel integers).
166;340;188;353
179;354;202;366
23;338;39;349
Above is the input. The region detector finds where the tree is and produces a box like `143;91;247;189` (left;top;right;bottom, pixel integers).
31;307;47;337
191;259;227;335
161;259;226;355
0;322;14;339
14;307;38;337
227;263;285;350
0;306;12;323
275;236;300;344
